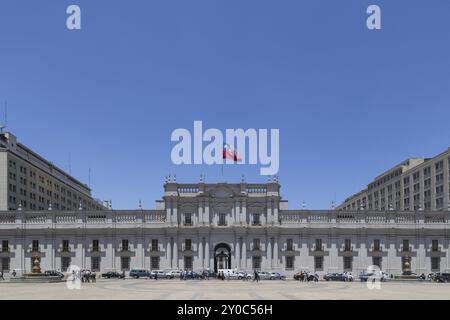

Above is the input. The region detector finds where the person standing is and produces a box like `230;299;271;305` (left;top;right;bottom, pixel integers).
0;270;4;281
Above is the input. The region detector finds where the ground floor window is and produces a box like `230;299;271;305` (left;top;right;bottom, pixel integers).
121;257;130;271
372;257;382;269
286;256;294;270
61;257;71;272
1;258;10;272
151;257;160;270
184;256;193;270
91;257;100;272
431;257;440;272
314;256;323;271
252;256;261;270
343;257;353;271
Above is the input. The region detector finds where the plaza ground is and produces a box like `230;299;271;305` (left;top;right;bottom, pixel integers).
0;279;450;300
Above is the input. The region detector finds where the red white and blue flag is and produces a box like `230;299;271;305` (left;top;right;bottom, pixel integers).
223;144;242;162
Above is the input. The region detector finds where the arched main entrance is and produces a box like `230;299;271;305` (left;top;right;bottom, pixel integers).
214;243;232;273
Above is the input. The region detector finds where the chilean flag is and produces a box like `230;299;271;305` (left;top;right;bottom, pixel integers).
223;144;242;162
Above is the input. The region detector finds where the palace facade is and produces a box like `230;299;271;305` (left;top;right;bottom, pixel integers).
1;179;450;277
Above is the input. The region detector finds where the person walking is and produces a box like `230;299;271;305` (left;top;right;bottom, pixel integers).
122;270;126;280
155;271;158;281
0;270;4;281
253;270;260;282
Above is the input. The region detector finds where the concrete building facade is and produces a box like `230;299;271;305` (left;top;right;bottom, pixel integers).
0;132;104;211
338;148;450;212
1;179;449;277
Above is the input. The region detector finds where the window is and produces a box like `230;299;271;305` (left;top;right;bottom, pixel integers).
344;239;352;252
32;240;39;252
1;240;8;252
151;257;160;270
92;240;99;252
61;257;71;272
343;257;353;271
432;240;439;252
314;256;323;271
286;239;293;251
252;214;261;226
91;257;100;272
62;240;69;252
372;257;382;268
184;213;192;226
185;239;192;251
1;258;10;272
373;239;380;252
402;240;410;252
121;240;129;251
286;256;294;270
218;213;227;226
151;239;159;252
121;257;130;271
315;239;322;251
253;239;260;251
184;256;193;270
431;257;440;272
252;256;261;270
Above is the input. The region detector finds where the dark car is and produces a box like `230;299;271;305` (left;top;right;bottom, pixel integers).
323;273;351;282
432;273;450;283
101;271;125;279
44;270;65;280
129;269;151;279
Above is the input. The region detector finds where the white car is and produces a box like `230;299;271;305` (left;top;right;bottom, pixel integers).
165;270;182;279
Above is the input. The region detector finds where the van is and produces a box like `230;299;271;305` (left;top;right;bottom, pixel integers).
129;269;151;278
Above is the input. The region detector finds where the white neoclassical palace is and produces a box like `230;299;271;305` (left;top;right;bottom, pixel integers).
1;179;449;277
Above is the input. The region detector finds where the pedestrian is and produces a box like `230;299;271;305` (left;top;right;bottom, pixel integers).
12;270;16;278
0;270;4;281
122;270;125;280
253;270;260;282
155;271;158;281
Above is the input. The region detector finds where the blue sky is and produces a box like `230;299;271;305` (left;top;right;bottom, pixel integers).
0;1;449;209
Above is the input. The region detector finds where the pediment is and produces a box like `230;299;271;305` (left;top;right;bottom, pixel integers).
209;186;235;199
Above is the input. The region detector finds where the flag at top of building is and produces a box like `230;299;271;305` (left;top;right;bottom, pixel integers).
223;144;242;162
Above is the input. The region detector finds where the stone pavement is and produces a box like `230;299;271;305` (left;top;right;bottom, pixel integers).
0;279;449;300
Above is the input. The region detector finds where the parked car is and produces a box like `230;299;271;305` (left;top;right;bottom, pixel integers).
44;270;65;280
324;273;353;281
237;271;252;280
359;271;388;282
269;272;286;280
432;273;450;283
101;271;125;279
257;272;271;280
152;270;168;279
165;270;182;279
129;269;151;278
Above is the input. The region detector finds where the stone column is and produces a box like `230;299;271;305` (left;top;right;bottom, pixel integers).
235;237;240;269
198;202;203;225
205;240;210;269
242;240;247;270
273;238;279;269
198;238;204;270
173;238;178;269
267;238;272;269
166;238;172;269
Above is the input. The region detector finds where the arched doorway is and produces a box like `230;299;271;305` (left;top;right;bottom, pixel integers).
214;243;232;273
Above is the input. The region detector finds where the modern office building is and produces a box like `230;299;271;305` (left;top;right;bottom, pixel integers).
338;148;450;212
0;131;104;211
1;178;449;277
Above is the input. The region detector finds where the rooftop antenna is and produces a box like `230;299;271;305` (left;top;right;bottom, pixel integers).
68;153;72;175
0;101;7;133
88;167;91;189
